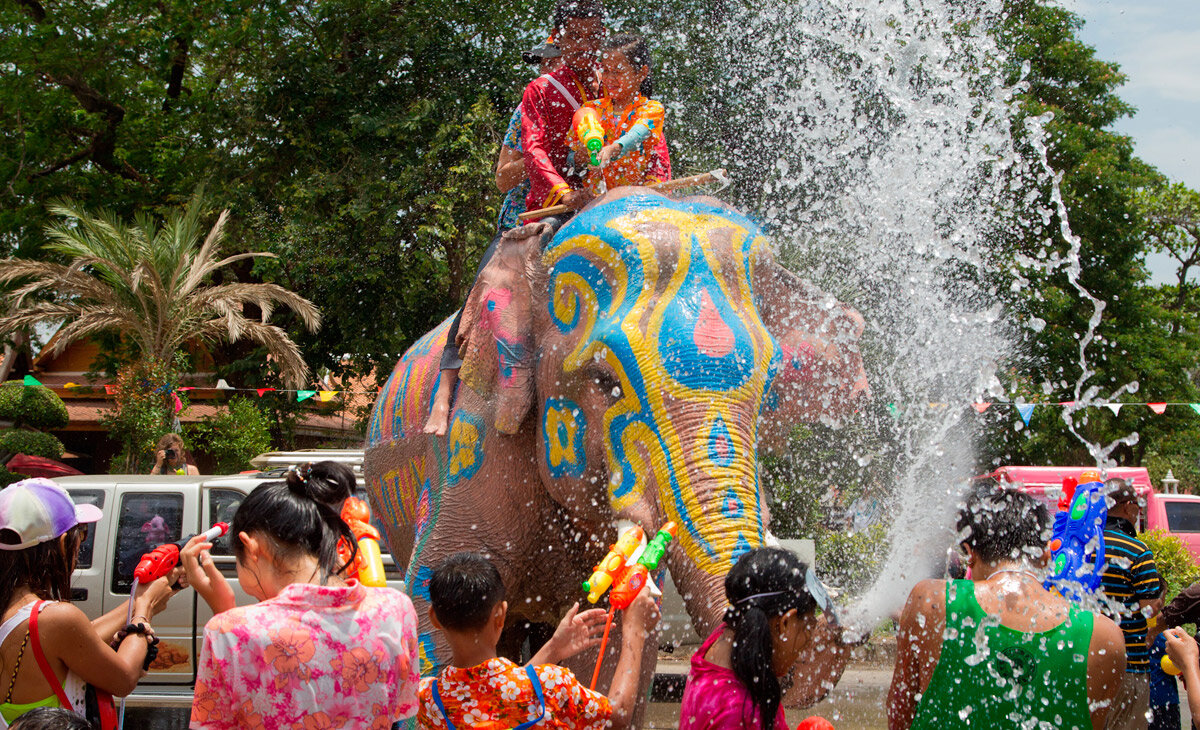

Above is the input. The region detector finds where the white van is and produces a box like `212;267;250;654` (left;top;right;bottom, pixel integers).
58;466;406;711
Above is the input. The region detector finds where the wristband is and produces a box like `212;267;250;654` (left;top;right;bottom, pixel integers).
118;623;160;671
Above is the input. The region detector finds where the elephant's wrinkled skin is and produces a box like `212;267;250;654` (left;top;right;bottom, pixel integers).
364;189;868;710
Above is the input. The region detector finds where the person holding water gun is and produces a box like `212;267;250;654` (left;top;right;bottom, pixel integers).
184;460;420;728
573;33;671;197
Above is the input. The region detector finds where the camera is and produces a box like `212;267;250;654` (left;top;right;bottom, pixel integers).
165;448;177;460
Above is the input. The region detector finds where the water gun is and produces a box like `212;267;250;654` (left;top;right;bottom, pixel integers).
1044;469;1107;602
134;522;229;584
340;496;387;587
609;522;677;610
583;525;644;604
572;106;605;167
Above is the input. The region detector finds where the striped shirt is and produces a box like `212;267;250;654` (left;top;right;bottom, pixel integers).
1101;517;1163;672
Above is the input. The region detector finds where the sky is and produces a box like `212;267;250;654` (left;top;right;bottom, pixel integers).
1062;0;1200;284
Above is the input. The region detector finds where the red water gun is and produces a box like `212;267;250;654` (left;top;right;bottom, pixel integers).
134;522;229;584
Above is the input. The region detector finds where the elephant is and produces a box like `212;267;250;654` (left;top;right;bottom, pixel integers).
364;188;869;712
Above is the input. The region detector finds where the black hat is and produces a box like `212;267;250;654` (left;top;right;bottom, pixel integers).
522;43;562;64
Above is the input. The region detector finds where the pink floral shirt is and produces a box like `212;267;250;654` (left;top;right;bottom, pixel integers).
191;581;419;730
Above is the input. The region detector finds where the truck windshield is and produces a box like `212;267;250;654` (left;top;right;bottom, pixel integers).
1165;501;1200;533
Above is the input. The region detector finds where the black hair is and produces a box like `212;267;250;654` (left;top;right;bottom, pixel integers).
231;461;357;582
9;707;95;730
1105;478;1137;505
552;0;605;33
429;552;506;632
723;547;817;730
0;524;84;614
603;32;653;98
956;481;1050;563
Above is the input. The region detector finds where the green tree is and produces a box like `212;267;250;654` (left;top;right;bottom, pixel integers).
1137;181;1200;313
0;380;68;429
184;397;272;474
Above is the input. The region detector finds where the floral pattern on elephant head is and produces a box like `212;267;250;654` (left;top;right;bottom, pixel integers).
446;410;485;486
543;397;587;478
542;195;780;575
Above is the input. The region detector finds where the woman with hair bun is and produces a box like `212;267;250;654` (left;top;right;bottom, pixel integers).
185;462;419;729
679;547;835;729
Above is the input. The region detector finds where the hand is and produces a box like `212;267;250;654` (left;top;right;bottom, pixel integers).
620;585;660;642
154;450;165;466
562;189;593;211
133;574;177;618
1166;628;1199;670
545;602;608;663
598;142;622;167
180;534;236;614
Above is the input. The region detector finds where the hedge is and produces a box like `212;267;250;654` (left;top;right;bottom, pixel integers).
0;429;65;460
0;381;68;430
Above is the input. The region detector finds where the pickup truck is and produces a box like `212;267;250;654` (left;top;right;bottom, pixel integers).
57;467;407;714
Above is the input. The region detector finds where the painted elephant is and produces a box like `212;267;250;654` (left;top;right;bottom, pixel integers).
364;188;868;710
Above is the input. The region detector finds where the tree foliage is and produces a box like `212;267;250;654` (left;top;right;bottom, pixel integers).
0;429;65;461
99;357;186;473
184;397;273;474
0;380;68;429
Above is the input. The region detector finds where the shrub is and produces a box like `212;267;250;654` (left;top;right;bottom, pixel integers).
0;429;65;460
0;381;68;430
101;357;187;473
814;523;888;594
185;398;272;474
0;468;25;488
1141;528;1200;603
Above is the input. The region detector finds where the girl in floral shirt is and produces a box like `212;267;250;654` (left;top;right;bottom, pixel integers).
186;464;419;729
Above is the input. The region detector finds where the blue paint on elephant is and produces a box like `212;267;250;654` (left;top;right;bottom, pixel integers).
549;255;614;334
733;532;754;563
721;487;745;520
708;417;735;467
543;398;587;478
446;410;485;486
411;564;435;603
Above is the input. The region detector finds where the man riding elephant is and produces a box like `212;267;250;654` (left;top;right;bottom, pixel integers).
365;188;868;710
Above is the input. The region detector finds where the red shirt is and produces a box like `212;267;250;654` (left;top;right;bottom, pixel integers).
522;66;597;211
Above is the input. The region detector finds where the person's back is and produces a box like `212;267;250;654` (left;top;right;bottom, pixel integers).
888;483;1126;730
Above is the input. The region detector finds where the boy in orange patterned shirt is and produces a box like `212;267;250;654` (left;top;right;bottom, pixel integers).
417;552;659;729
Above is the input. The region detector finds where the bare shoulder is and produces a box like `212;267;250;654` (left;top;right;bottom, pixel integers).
903;579;947;614
1089;612;1124;649
37;600;91;629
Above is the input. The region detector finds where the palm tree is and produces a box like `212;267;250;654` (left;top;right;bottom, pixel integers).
0;195;321;387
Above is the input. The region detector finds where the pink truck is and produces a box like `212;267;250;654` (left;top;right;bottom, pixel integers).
981;466;1200;562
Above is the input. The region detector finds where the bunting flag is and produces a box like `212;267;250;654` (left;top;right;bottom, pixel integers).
173;392;184;414
22;375;42;387
1059;400;1076;407
318;390;338;402
1192;404;1200;416
256;388;276;397
296;390;316;402
179;386;195;392
972;402;991;413
1106;403;1123;416
1016;403;1035;425
1148;403;1168;414
886;402;899;418
104;385;115;395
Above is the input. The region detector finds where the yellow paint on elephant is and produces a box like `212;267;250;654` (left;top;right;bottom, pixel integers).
446;413;484;485
545;404;583;475
544;206;777;575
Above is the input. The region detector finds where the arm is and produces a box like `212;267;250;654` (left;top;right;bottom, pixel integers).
1133;550;1165;628
495;145;525;193
1166;628;1200;722
1163;581;1200;628
181;534;237;614
148;450;165;475
607;587;659;730
91;571;180;640
527;601;606;666
520;80;569;207
41;601;157;697
886;579;946;730
1087;614;1127;730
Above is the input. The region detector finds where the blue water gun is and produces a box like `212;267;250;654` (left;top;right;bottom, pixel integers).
1044;469;1107;601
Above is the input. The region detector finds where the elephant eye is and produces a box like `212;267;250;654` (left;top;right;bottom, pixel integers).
588;366;622;401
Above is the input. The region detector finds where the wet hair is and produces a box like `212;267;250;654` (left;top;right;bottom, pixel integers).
956;482;1050;563
552;0;605;33
9;707;95;730
1106;478;1137;506
429;552;506;632
0;524;84;614
603;33;653;98
724;547;818;730
231;461;357;582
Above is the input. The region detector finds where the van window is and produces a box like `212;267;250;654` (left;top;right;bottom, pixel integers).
112;493;184;594
207;490;245;556
1166;501;1200;533
66;490;103;569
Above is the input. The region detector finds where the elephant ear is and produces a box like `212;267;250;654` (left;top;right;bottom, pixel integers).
754;258;868;450
457;223;548;434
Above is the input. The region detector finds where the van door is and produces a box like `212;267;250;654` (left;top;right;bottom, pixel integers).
198;486;255;632
103;486;196;685
65;488;109;619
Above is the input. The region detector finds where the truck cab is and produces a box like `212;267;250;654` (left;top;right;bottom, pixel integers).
58;468;406;710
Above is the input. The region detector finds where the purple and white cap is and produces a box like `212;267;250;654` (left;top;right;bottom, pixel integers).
0;478;102;551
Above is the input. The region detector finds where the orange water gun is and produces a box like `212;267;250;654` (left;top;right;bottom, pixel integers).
609;522;676;610
340;496;387;587
583;525;644;603
573;106;605;167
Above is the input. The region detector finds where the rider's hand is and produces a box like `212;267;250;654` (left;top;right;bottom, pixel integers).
562;189;594;211
598;142;622;167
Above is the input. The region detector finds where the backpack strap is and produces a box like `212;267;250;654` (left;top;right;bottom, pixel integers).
513;665;546;729
544;74;581;112
430;678;456;730
28;601;73;711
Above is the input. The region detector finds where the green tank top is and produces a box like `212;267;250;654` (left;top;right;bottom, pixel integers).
911;579;1094;730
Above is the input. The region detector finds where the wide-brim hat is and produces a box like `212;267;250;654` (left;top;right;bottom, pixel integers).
522;43;562;64
0;478;102;551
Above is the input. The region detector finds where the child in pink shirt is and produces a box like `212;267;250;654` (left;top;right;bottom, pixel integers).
680;548;836;729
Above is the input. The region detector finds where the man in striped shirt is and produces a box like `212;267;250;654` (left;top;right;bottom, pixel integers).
1101;478;1165;729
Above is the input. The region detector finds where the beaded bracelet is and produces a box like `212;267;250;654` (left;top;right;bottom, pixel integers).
117;623;160;671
